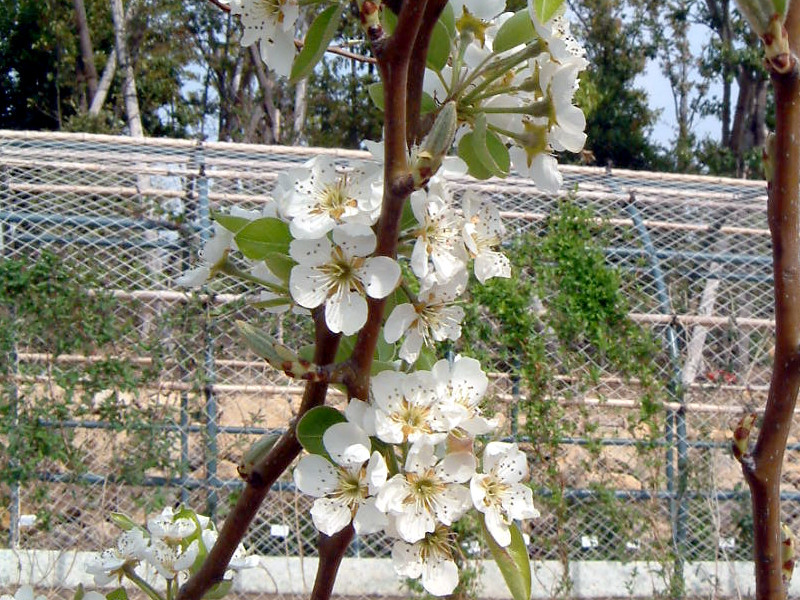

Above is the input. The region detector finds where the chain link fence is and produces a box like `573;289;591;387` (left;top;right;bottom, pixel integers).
0;129;794;598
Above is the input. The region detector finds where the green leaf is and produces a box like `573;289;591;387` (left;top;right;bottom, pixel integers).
473;113;510;177
483;518;531;600
773;0;789;17
296;406;347;457
110;512;138;531
494;10;537;53
204;580;233;600
458;132;493;180
106;589;129;600
532;0;564;24
426;20;451;72
416;346;438;370
439;2;456;36
420;92;437;115
72;584;86;600
290;5;345;83
236;321;283;364
381;6;398;34
213;213;250;234
335;333;357;362
263;252;296;283
250;297;292;310
234;217;291;260
368;83;385;110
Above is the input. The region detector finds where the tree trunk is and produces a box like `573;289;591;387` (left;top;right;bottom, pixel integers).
250;45;280;143
110;0;143;137
293;78;308;145
89;48;116;116
73;0;99;103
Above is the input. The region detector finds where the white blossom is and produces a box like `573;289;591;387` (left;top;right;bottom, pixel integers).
281;156;382;239
370;370;442;444
471;442;539;546
376;439;474;543
408;183;467;284
431;355;497;435
391;527;459;596
384;270;467;363
289;224;401;335
462;193;511;283
231;0;300;77
86;528;148;586
294;422;388;536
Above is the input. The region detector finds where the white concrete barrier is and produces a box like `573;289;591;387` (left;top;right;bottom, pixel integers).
1;549;794;597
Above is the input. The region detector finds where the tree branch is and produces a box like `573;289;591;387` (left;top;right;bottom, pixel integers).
744;6;800;599
405;0;448;145
348;0;430;401
177;309;340;600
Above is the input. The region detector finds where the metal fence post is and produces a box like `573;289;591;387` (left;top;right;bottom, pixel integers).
624;193;686;597
196;143;220;518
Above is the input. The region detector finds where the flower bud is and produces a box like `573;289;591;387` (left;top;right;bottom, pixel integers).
238;432;281;479
412;101;458;187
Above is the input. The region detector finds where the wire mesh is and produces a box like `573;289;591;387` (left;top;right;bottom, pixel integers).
0;129;792;598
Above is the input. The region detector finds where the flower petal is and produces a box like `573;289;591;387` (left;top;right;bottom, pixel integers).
323;422;371;467
311;497;352;536
360;256;401;299
294;455;338;497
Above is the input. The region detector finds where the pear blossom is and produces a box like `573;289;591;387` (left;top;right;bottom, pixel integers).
288;224;401;335
86;528;148;585
231;0;300;78
147;506;199;541
408;183;467;284
471;442;539;546
281;156;383;239
147;537;200;580
370;370;443;444
391;526;459;596
376;439;474;543
384;270;467;363
294;422;388;536
461;193;511;283
432;356;497;435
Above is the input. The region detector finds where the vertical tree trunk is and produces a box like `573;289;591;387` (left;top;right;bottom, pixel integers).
89;48;116;116
249;45;281;143
292;78;308;145
73;0;99;103
110;0;143;137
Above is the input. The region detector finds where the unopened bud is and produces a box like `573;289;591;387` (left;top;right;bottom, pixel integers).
412;102;458;187
239;432;281;480
763;15;792;73
732;412;757;462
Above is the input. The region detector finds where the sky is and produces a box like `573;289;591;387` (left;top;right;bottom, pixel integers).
634;23;727;148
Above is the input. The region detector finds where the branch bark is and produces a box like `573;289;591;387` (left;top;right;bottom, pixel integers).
742;6;800;599
176;310;340;600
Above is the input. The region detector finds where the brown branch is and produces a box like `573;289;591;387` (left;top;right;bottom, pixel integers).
405;0;448;145
310;525;355;600
177;309;340;600
743;7;800;600
348;0;430;401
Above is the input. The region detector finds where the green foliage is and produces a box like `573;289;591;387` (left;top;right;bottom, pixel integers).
0;252;174;491
461;199;666;568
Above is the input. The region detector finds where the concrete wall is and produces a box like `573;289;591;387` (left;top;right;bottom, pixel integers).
1;549;793;598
